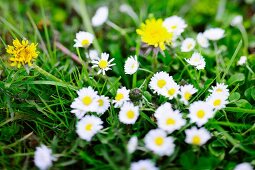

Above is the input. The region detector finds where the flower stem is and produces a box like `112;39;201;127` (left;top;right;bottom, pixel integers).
33;64;63;83
132;72;137;88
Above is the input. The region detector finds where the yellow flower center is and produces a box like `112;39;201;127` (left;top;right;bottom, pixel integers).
197;110;205;119
115;93;124;101
126;110;135;119
98;59;108;69
216;88;223;92
192;135;201;145
184;92;191;101
82;96;92;106
213;99;221;106
168;88;176;96
81;39;90;46
171;25;177;29
154;137;164;146
166;118;176;125
187;43;193;49
85;123;93;131
157;79;166;88
98;99;104;107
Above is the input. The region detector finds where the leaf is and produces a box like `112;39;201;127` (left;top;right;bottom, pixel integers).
227;73;245;86
179;150;196;170
235;99;252;109
228;92;240;102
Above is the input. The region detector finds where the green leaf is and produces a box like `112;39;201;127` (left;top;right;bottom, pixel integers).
235;99;252;109
227;73;245;86
179;150;196;170
228;92;240;102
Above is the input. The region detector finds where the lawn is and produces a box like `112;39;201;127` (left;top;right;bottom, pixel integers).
0;0;255;169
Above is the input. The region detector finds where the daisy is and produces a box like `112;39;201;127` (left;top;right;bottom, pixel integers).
206;93;228;111
181;38;196;52
149;71;172;95
188;101;214;127
70;87;98;118
127;136;138;154
185;127;211;146
34;145;56;170
231;15;243;27
156;109;186;134
161;80;180;100
196;33;209;48
76;115;103;141
237;56;247;66
136;18;173;50
154;102;173;119
209;83;229;97
119;102;139;124
91;52;115;75
185;52;206;70
74;31;94;48
92;6;108;27
130;159;158;170
204;28;224;41
234;162;253;170
95;95;110;114
163;16;187;38
112;87;130;108
180;84;198;105
124;55;139;75
87;49;99;60
144;129;175;156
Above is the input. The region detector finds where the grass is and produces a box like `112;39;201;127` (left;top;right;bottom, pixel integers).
0;0;255;169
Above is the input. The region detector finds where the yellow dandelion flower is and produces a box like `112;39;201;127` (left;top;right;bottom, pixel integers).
136;18;172;50
6;39;39;68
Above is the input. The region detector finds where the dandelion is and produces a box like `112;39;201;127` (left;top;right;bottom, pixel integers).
92;6;108;27
234;162;253;170
6;39;39;68
144;129;175;156
127;136;138;154
76;115;103;141
136;18;172;50
209;83;229;97
95;95;110;114
237;56;247;66
91;52;115;75
185;127;211;146
231;15;243;27
204;28;224;41
181;38;196;52
188;101;214;127
130;159;158;170
34;145;56;170
119;102;139;124
124;55;139;75
161;80;180;100
74;31;94;48
180;84;198;105
149;71;172;95
185;52;206;70
196;33;209;48
154;102;173;118
163;15;187;38
206;93;228;111
112;86;130;107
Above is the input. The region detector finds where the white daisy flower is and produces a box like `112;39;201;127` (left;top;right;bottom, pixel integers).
180;84;198;105
185;52;206;70
196;33;209;48
76;115;103;141
206;93;228;111
149;71;173;95
130;159;158;170
87;49;99;60
188;101;214;127
156;109;186;134
91;52;115;75
204;28;224;41
162;79;180;100
163;16;187;38
124;55;139;75
144;129;175;156
127;136;138;154
237;56;247;66
119;102;139;124
185;127;211;146
92;6;108;27
112;86;130;108
209;83;229;97
154;102;173;119
74;31;94;48
234;162;253;170
181;38;196;52
231;15;243;27
34;145;56;170
70;87;98;118
95;95;110;114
